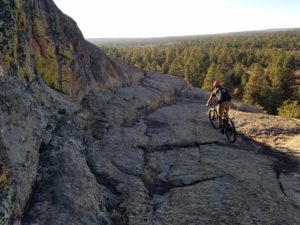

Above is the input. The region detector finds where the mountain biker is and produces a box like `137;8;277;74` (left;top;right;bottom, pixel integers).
206;80;232;134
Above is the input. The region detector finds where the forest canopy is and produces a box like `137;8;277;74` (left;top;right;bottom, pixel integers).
98;30;300;118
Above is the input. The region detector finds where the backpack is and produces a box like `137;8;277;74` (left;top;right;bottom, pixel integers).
216;87;231;103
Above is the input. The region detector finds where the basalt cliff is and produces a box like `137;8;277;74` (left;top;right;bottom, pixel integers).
0;1;300;225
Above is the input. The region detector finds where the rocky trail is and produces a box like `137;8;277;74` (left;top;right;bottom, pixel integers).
1;73;299;225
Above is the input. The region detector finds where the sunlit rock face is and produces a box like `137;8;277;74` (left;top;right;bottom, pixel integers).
0;0;131;98
0;1;300;225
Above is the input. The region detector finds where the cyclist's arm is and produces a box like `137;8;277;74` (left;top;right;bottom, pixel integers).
206;93;214;107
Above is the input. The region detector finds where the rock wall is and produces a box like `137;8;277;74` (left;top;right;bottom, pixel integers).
0;0;137;98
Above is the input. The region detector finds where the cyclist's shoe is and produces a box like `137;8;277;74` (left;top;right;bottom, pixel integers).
219;126;224;134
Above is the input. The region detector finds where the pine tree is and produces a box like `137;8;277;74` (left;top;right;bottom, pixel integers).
232;63;248;99
202;63;224;91
169;57;184;77
162;61;169;74
243;63;270;109
233;63;246;85
184;61;193;84
266;65;295;113
184;56;203;87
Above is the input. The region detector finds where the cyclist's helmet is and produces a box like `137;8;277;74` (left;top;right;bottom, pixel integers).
213;80;221;88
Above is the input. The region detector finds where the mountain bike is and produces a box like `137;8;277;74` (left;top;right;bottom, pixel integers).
208;105;237;143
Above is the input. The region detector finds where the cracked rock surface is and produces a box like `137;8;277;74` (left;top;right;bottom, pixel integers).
2;74;300;225
114;95;300;225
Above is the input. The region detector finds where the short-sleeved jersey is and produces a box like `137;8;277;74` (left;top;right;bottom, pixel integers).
212;87;232;104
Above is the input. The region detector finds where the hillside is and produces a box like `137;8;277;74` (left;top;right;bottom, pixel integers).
97;30;300;118
0;1;300;225
88;28;300;46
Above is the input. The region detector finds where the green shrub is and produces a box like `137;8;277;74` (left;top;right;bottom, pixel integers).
278;100;300;119
111;209;124;223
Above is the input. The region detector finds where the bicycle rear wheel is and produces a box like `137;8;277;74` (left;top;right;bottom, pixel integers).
224;119;237;143
209;109;219;129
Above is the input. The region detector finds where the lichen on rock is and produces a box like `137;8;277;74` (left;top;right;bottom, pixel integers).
0;162;10;225
0;65;4;80
32;17;60;89
0;162;9;192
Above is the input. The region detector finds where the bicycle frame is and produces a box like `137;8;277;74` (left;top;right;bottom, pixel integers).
208;104;236;143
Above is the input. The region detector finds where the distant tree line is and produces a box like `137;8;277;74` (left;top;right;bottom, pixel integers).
100;30;300;118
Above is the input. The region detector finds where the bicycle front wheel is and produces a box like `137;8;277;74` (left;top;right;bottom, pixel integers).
224;119;237;143
209;109;219;129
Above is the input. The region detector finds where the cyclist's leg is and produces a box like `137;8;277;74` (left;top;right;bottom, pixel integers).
218;103;225;132
224;101;230;119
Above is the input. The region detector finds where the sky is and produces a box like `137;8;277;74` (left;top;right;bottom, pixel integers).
53;0;300;38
